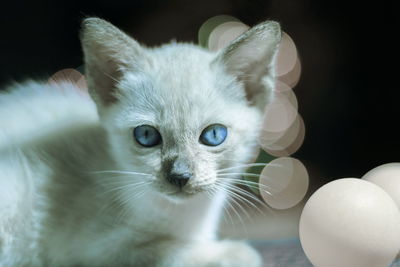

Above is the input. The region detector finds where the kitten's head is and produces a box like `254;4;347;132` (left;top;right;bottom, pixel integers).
81;18;280;200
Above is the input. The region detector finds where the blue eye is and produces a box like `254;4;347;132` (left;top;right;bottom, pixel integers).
133;125;162;147
200;124;227;146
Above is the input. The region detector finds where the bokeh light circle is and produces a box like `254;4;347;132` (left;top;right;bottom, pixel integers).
198;15;240;49
208;21;249;51
275;80;298;112
248;147;261;164
262;94;298;133
264;114;305;157
259;157;309;210
48;68;81;84
258;92;299;150
48;68;88;93
276;32;298;77
278;56;302;88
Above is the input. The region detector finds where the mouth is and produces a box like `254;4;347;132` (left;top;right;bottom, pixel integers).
164;184;213;198
152;177;215;199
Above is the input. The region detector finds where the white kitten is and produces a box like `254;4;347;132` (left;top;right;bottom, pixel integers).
0;18;281;266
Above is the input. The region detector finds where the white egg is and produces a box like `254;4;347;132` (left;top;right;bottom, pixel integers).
362;162;400;208
299;178;400;267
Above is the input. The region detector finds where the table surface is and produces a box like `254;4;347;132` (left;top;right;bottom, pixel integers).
251;239;400;267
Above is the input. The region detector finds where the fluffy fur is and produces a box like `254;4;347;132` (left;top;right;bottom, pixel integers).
0;18;281;266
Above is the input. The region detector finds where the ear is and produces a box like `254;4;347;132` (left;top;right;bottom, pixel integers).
213;21;281;110
80;17;149;109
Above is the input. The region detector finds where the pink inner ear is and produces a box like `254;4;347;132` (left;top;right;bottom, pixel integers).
48;68;89;95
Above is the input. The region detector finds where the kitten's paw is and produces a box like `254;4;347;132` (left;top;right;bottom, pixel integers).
181;240;262;267
211;240;262;267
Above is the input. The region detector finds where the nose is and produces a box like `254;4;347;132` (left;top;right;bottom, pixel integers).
167;172;192;188
165;157;193;188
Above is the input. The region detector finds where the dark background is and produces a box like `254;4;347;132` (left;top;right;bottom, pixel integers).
0;0;397;189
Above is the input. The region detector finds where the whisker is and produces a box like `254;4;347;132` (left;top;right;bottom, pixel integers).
217;173;284;189
216;177;276;195
214;183;252;219
98;181;151;197
217;163;269;172
113;186;151;223
97;175;155;186
214;184;249;236
215;181;264;216
90;170;152;176
96;180;153;222
226;183;275;197
102;71;120;83
216;181;276;216
219;181;273;208
206;187;234;228
217;161;289;174
218;172;261;178
224;195;243;229
232;182;264;191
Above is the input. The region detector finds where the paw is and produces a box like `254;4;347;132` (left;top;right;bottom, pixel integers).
211;240;262;267
180;240;262;267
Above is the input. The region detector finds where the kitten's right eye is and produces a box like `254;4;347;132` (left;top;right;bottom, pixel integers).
133;125;162;147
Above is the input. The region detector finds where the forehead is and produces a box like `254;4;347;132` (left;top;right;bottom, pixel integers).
149;44;217;101
120;45;234;129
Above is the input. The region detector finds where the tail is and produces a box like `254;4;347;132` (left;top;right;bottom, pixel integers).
0;80;98;148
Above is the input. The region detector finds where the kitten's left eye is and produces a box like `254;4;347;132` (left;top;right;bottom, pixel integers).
133;125;162;147
200;124;227;146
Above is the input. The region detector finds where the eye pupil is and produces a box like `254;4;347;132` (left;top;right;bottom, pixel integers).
133;125;161;147
200;124;227;146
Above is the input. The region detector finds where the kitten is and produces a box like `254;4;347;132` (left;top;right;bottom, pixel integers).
0;18;281;266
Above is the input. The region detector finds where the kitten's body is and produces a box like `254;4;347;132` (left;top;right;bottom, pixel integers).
0;19;281;266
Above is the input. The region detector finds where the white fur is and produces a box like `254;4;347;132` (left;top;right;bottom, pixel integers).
0;18;280;266
0;81;98;148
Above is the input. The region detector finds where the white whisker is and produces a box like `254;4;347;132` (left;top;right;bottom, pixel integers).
216;181;263;215
98;181;151;197
216;177;276;194
218;172;261;178
215;180;276;216
217;172;284;189
90;170;152;176
217;163;269;173
97;180;153;223
214;184;249;235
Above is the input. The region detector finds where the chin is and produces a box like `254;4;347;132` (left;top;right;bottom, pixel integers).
161;188;206;203
170;189;196;199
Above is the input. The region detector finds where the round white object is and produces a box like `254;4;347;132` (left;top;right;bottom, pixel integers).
299;178;400;267
362;162;400;208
